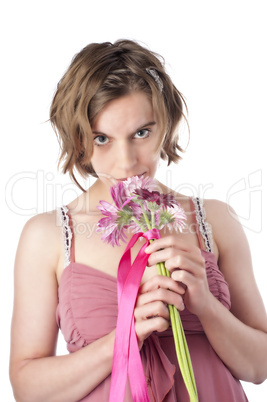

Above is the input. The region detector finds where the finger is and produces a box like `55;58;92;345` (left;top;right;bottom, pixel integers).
139;275;186;296
146;245;203;268
135;316;170;344
164;251;205;274
134;300;169;321
136;287;185;311
145;236;192;255
171;268;198;288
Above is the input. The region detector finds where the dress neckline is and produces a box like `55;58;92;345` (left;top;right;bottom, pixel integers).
58;261;118;287
58;249;218;288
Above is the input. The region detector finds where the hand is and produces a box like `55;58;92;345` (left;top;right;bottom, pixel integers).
145;235;213;317
134;275;185;349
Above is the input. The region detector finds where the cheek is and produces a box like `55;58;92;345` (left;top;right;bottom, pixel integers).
90;157;114;184
90;151;108;174
91;147;110;164
149;151;160;168
146;155;160;178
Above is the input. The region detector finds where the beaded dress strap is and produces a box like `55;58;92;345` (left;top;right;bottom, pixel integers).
58;206;75;268
191;197;213;253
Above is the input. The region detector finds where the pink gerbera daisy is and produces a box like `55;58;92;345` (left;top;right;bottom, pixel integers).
123;175;154;197
96;201;129;247
159;203;186;232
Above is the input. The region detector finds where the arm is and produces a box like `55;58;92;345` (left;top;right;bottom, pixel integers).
9;212;115;402
145;200;267;384
200;199;267;383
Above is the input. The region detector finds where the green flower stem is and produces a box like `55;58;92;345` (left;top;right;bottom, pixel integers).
155;259;198;402
140;205;152;230
151;210;155;229
131;216;147;233
139;204;198;399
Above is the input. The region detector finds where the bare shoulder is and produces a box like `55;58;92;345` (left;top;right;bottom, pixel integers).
203;200;267;330
203;198;248;258
203;198;236;222
15;209;62;276
11;210;63;368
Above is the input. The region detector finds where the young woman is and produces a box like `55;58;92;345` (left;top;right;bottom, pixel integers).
10;40;267;401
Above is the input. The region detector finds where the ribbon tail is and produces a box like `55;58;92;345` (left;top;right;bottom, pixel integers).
117;232;145;302
128;318;150;402
109;230;161;402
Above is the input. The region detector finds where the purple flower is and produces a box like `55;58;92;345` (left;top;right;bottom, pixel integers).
96;201;129;247
99;222;128;247
161;193;180;208
134;188;161;204
96;175;187;246
110;181;130;208
123;175;154;197
96;178;143;246
134;188;180;208
159;204;186;232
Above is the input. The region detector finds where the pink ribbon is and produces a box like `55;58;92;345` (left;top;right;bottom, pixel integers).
109;229;161;402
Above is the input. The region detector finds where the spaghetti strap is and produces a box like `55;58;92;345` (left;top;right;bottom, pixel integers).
58;206;75;268
189;197;205;250
190;197;213;253
66;208;75;263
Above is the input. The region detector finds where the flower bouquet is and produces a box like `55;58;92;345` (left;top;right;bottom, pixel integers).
97;175;198;402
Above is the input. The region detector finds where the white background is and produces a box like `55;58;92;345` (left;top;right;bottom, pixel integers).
1;0;267;400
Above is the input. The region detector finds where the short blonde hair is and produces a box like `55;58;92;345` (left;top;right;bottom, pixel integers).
50;39;188;191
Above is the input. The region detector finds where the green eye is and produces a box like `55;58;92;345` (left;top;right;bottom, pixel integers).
134;129;150;139
94;135;109;146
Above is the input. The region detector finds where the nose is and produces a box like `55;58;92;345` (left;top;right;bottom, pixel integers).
116;141;137;172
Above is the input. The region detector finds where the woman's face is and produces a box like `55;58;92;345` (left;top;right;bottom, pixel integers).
90;91;161;188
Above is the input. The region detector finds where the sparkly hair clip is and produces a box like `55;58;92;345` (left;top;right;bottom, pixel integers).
146;68;164;92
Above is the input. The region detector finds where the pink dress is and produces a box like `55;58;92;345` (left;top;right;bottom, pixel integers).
56;197;248;401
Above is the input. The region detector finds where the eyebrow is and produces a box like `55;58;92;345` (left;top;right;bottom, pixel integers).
92;121;157;137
